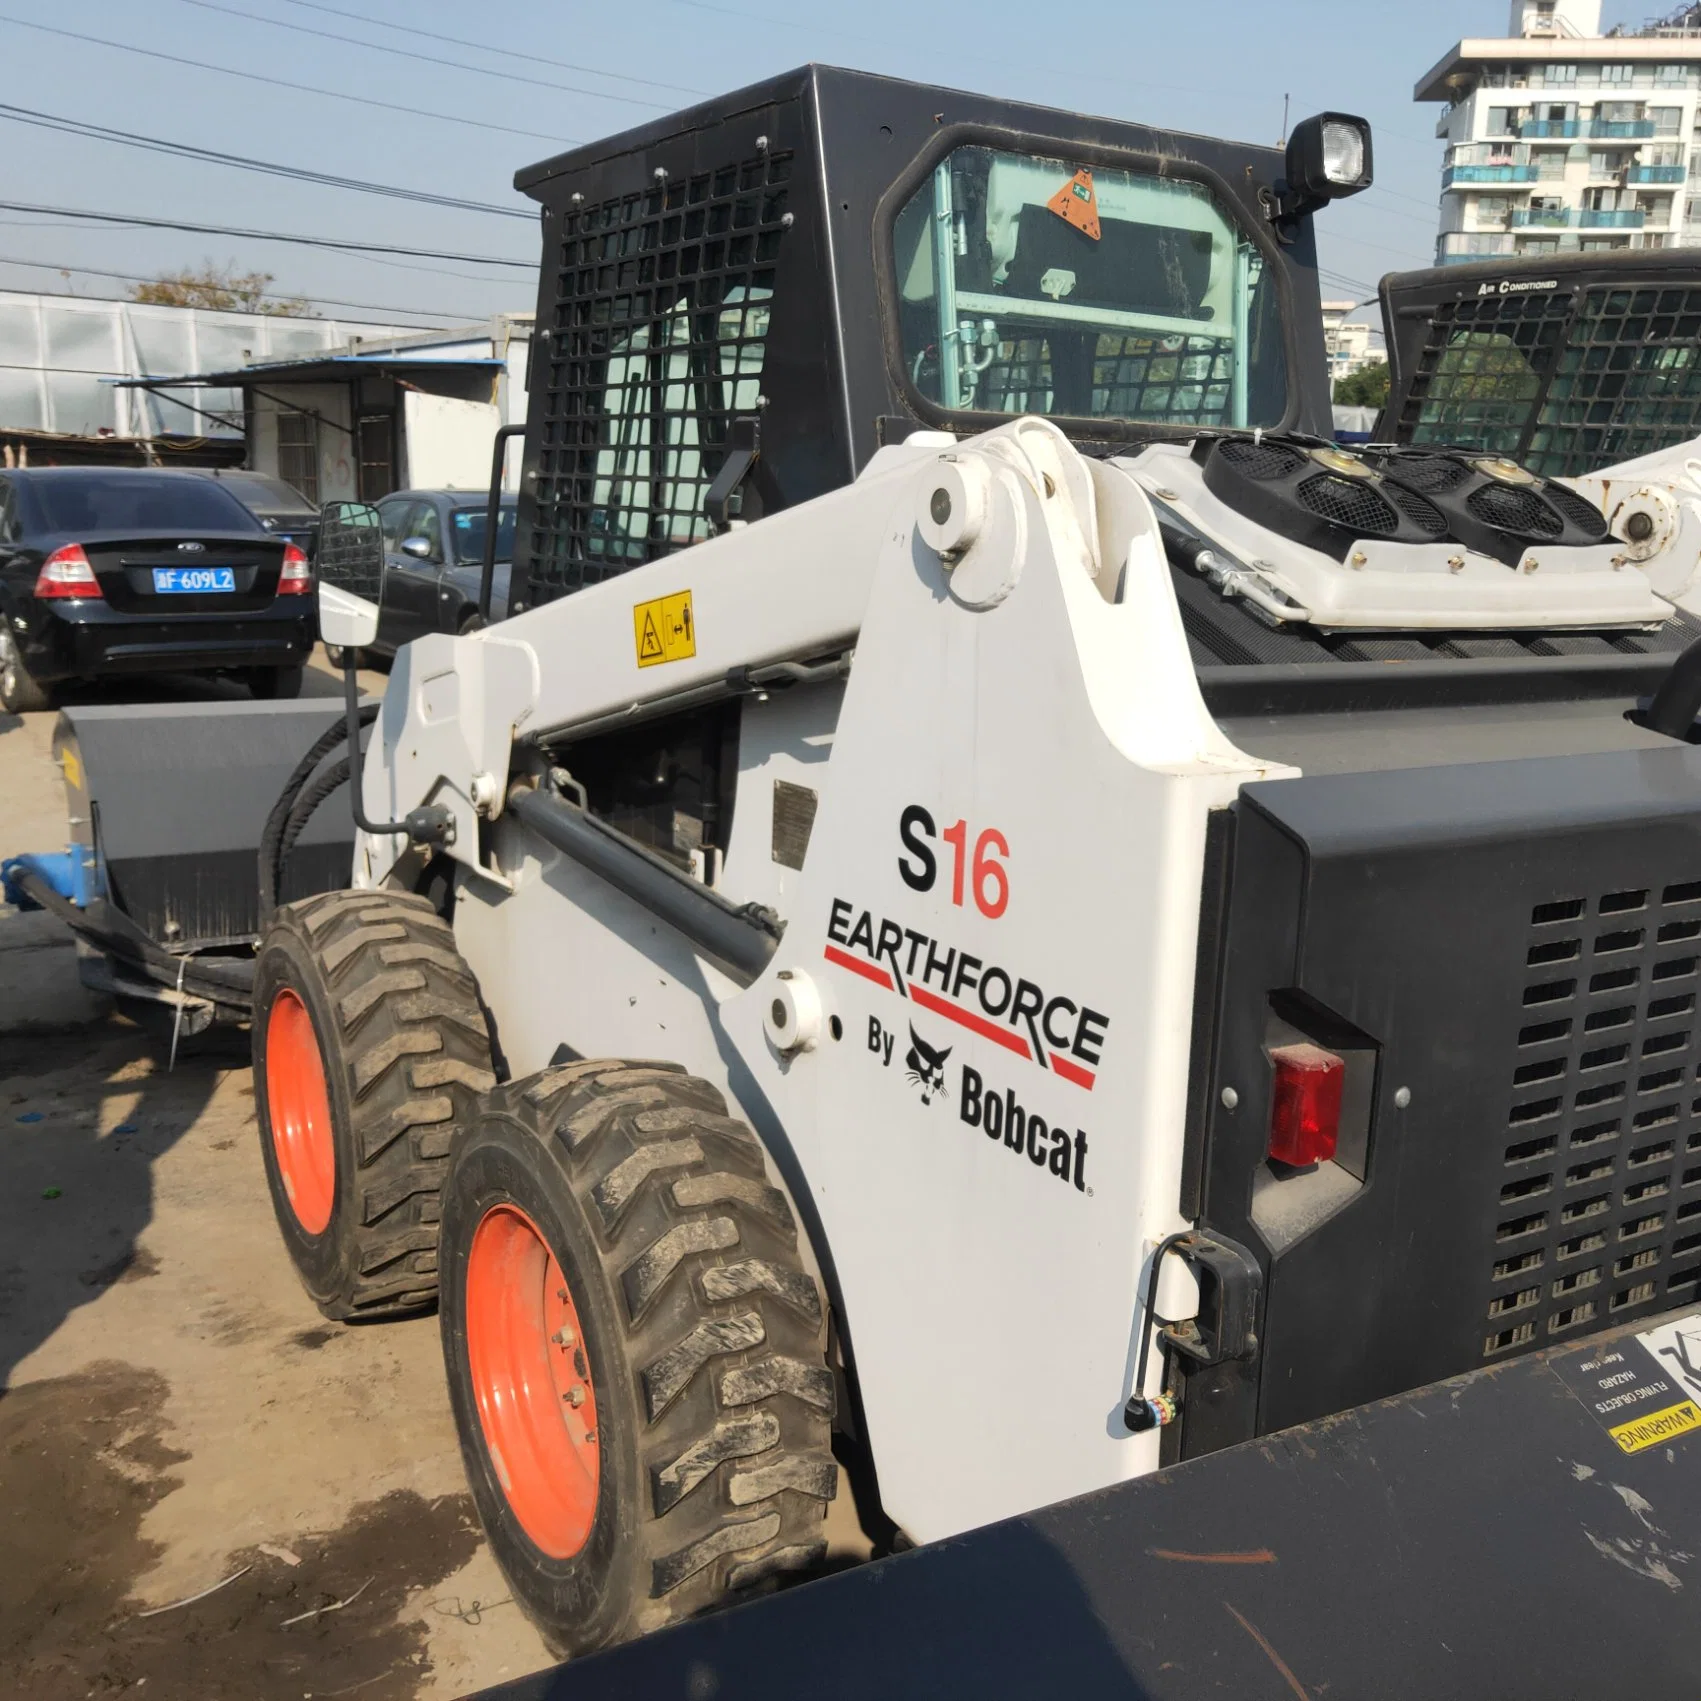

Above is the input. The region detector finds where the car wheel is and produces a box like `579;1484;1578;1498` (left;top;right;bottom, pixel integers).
249;664;305;700
0;628;53;714
323;643;365;671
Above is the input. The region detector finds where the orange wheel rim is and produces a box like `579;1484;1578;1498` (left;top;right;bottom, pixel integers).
465;1204;600;1559
265;988;336;1236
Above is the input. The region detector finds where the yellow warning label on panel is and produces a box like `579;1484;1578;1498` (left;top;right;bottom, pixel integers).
634;590;695;668
1609;1399;1701;1454
59;748;83;792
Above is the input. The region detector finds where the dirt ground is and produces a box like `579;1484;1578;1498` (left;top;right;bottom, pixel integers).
0;657;556;1699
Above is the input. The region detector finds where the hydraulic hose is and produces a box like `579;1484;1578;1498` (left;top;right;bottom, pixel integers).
278;756;351;882
257;702;378;915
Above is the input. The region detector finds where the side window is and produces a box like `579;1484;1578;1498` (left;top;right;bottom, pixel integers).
377;498;412;553
0;480;15;545
407;501;443;563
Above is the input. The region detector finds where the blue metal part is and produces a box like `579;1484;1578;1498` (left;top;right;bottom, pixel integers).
1;843;101;911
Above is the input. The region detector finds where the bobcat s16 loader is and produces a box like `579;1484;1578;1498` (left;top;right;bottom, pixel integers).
14;66;1701;1661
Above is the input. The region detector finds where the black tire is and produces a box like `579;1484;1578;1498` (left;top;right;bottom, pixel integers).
323;642;367;671
252;889;495;1320
0;629;54;713
248;663;305;699
439;1062;836;1655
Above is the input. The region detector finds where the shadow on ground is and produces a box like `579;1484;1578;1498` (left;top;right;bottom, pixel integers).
0;1019;240;1388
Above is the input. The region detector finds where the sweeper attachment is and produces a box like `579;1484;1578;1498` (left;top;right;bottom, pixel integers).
19;66;1701;1661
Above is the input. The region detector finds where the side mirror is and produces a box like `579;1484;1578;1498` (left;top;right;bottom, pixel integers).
400;535;434;561
314;500;385;599
318;581;380;652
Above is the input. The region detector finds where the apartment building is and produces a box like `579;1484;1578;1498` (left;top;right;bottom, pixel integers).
1419;1;1701;265
1321;301;1381;384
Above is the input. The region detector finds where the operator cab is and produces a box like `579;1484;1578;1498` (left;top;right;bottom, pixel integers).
508;65;1368;612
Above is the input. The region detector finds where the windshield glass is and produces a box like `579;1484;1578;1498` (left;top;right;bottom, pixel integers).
30;473;260;535
451;505;518;563
893;146;1288;428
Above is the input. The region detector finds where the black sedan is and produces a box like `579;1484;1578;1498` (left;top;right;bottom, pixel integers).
197;469;320;554
332;488;516;663
0;467;316;713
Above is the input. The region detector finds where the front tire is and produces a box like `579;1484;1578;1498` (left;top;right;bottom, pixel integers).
439;1062;836;1655
252;889;495;1319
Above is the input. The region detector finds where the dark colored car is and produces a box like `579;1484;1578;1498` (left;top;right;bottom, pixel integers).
0;467;316;713
197;469;320;553
332;488;516;662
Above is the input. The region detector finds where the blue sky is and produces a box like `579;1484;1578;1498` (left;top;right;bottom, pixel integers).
0;0;1654;333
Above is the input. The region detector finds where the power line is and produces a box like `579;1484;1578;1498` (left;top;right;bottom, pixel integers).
0;256;481;324
0;14;576;145
0;200;534;269
0;104;531;221
283;0;709;97
175;0;677;112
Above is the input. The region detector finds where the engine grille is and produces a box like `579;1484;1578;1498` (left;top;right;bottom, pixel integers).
1490;883;1701;1358
1467;481;1564;539
1383;481;1449;536
1380;453;1468;495
1546;479;1614;537
1296;472;1398;535
522;150;793;604
1216;438;1305;481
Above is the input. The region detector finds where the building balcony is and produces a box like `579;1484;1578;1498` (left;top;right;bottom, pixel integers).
1588;120;1657;139
1507;208;1647;229
1627;165;1687;184
1443;164;1540;187
1517;119;1579;138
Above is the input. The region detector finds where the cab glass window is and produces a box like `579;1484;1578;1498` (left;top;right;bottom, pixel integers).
893;146;1288;429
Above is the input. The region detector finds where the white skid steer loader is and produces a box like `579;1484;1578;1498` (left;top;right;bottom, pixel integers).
17;66;1701;1660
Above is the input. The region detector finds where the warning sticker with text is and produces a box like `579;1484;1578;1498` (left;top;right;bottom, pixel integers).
1552;1310;1701;1454
633;590;695;668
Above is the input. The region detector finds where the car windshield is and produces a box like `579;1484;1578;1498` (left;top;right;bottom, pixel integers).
30;473;259;534
893;145;1289;429
451;505;518;563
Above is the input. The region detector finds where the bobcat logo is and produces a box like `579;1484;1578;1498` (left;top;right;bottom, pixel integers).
904;1024;952;1106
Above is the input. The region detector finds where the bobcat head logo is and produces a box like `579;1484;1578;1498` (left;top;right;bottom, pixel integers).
904;1024;952;1107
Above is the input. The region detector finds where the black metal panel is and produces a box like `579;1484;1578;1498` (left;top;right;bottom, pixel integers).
1194;744;1701;1440
472;1307;1701;1701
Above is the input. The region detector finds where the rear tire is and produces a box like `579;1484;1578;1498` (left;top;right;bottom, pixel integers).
249;664;305;700
439;1062;835;1655
323;643;367;671
0;629;53;713
252;889;495;1319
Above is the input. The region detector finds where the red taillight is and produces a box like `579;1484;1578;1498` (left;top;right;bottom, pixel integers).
1267;1043;1345;1167
34;543;102;600
278;542;312;595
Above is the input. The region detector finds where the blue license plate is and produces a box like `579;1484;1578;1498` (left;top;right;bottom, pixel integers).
152;566;235;594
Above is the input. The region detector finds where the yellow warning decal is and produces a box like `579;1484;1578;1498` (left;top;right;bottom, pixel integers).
1609;1399;1701;1454
59;747;83;791
633;589;696;668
